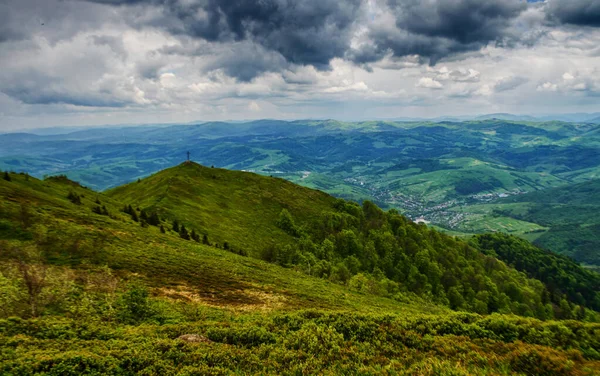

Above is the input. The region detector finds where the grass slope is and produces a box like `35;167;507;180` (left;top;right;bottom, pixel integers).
106;162;337;255
0;172;418;314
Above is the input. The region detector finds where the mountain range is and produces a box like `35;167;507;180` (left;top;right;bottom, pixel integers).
2;118;600;268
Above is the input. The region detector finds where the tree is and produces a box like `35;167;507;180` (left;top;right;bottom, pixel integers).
202;234;209;245
172;220;180;232
117;283;155;324
148;212;160;226
179;225;190;240
140;210;148;222
160;225;166;234
190;229;200;242
223;241;230;250
3;171;11;182
130;209;139;222
276;209;299;236
67;192;81;205
448;287;465;310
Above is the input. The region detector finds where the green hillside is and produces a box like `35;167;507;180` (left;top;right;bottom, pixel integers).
106;162;337;255
104;163;600;319
495;179;600;265
1;168;600;374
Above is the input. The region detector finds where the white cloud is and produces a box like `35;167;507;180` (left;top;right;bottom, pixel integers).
537;82;559;92
416;77;444;89
247;101;261;112
1;0;600;130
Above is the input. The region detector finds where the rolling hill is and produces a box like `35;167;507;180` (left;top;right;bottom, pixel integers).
1;165;600;374
106;162;337;255
495;179;600;266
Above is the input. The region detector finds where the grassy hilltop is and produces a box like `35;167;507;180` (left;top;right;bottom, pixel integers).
1;166;600;374
106;162;337;255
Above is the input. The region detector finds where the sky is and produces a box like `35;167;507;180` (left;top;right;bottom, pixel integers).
0;0;599;130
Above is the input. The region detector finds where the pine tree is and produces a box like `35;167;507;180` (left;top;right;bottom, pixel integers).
131;210;139;222
223;241;229;250
102;205;109;216
191;229;199;242
202;234;209;245
140;210;148;222
95;197;101;205
3;171;11;182
160;225;166;234
172;220;180;232
148;212;160;226
179;225;190;240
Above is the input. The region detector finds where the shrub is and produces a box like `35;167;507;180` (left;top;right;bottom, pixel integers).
207;326;276;347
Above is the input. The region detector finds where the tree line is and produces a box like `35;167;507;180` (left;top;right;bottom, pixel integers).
265;200;597;320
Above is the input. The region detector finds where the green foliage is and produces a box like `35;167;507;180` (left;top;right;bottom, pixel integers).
207;326;276;347
147;211;160;226
179;225;190;240
91;205;109;216
190;229;200;242
276;209;300;237
3;171;11;182
473;233;600;314
1;161;600;374
259;197;580;319
1;310;599;374
116;283;160;324
67;192;81;205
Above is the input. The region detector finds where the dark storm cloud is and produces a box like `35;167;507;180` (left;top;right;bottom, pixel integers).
80;0;542;77
352;0;529;65
159;40;288;82
84;0;362;72
545;0;600;27
2;81;132;107
389;0;527;44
